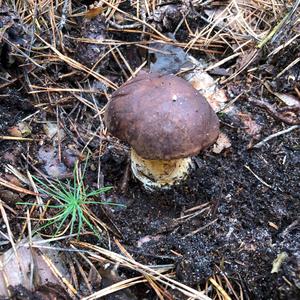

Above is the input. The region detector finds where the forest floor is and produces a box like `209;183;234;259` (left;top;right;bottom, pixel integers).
0;1;299;300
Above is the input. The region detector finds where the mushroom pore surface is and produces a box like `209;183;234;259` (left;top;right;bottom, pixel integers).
104;72;220;160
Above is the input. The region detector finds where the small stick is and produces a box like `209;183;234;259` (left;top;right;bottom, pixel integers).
108;20;141;29
244;165;272;188
182;219;217;239
40;251;78;298
69;259;79;290
0;136;34;141
253;125;300;149
205;52;240;72
280;219;299;238
276;57;300;78
257;13;289;49
27;171;44;214
74;257;93;293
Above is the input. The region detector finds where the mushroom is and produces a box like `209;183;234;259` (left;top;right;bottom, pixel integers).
104;72;219;189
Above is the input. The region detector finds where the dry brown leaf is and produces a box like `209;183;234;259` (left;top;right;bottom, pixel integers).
7;122;32;138
0;237;68;297
274;93;300;108
212;132;231;154
85;7;104;19
185;69;228;112
238;112;262;136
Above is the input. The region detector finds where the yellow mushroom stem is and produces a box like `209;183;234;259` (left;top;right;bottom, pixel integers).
130;148;194;190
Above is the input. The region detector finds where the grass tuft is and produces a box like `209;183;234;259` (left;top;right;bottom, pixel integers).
18;158;123;238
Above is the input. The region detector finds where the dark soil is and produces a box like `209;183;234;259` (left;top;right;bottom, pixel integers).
102;102;300;300
0;1;299;300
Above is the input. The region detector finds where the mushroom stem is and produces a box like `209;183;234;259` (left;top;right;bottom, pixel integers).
131;149;193;190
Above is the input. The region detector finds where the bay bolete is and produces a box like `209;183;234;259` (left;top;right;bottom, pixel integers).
104;72;219;189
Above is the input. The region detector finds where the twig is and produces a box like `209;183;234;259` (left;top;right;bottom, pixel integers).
253;125;300;148
215;266;240;300
26;210;34;291
244;165;272;188
219;92;243;112
114;239;170;300
120;162;130;193
221;49;259;84
176;206;210;223
268;33;300;57
0;201;21;298
182;219;218;239
36;35;117;90
26;171;44;214
280;219;299;238
107;20;141;29
74;257;93;293
0;136;34;141
100;0;171;42
82;277;147;300
257;13;289;49
205;53;240;72
75;241;212;300
276;57;300;78
3;37;45;69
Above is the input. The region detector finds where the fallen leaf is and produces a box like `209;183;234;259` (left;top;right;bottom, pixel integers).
7;122;32;138
238;112;262;137
0;236;69;297
274;92;300;108
84;6;103;19
149;41;192;75
7;126;22;137
212;132;231;154
185;69;228;112
137;234;163;248
43;122;65;140
38;146;70;179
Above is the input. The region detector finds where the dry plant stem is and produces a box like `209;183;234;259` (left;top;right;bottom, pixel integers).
253;125;300;148
244;165;272;188
182;219;218;239
209;278;231;300
114;239;168;299
0;177;37;196
108;20;141;29
40;251;78;298
75;241;211;300
0;136;34;141
276;57;300;78
131;149;193;190
258;0;300;49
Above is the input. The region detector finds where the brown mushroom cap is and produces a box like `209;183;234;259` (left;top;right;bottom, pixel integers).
104;72;220;160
